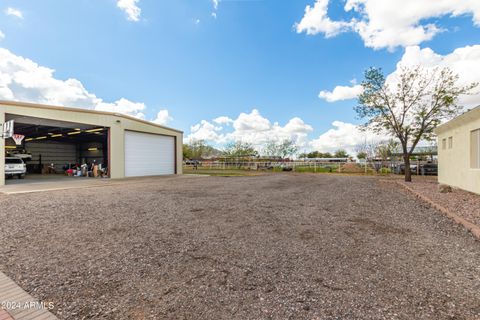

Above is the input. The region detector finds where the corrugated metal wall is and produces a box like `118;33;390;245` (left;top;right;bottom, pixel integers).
79;142;105;165
25;141;77;168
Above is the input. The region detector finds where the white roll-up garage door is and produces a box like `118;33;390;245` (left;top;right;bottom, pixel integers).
124;131;175;177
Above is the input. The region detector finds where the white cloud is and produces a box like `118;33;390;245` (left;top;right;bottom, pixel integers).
296;0;480;50
188;120;224;142
153;109;173;125
213;116;233;125
95;98;145;119
189;113;392;155
211;0;220;18
232;109;271;133
390;45;480;107
0;47;147;118
295;0;352;37
116;0;141;22
322;44;480;107
319;84;363;102
0;31;4;40
310;121;383;155
187;109;314;149
5;7;23;19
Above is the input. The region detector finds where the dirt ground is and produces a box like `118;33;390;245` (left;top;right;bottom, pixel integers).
0;174;479;319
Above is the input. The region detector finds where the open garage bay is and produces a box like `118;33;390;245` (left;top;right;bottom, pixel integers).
0;174;479;319
5;114;109;184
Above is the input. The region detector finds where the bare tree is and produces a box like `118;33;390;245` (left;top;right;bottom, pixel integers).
356;66;477;182
355;138;380;162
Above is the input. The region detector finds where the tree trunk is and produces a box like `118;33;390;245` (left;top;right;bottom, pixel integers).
403;154;412;182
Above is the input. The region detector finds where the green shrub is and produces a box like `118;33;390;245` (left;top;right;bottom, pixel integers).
379;167;392;174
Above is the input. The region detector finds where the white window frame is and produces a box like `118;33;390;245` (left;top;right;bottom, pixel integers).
471;129;480;169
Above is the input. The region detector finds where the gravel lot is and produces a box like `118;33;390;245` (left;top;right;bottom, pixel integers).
0;174;479;319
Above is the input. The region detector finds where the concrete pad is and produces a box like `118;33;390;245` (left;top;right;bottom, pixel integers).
0;177;114;195
0;272;57;320
0;174;204;195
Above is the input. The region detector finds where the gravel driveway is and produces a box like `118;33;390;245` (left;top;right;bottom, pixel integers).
0;174;479;319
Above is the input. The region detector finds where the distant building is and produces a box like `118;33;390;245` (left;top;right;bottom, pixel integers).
391;146;438;160
434;106;480;195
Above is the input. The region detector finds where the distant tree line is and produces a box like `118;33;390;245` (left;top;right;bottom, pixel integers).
299;149;349;159
183;140;222;160
184;138;417;162
183;139;300;160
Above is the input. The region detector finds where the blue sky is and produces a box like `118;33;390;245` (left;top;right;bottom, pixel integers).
0;0;479;153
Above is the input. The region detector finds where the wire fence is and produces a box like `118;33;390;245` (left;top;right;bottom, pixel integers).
183;160;438;175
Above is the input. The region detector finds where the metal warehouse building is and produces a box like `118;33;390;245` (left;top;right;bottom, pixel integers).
1;100;183;186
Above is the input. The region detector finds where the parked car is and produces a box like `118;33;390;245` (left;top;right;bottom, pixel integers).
420;163;438;176
184;160;201;166
277;163;293;171
7;152;32;161
397;164;418;174
394;163;437;175
5;157;26;179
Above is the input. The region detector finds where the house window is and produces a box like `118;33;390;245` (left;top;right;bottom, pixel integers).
442;138;447;150
471;129;480;169
448;136;453;149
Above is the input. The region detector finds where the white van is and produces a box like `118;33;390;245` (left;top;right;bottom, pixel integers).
5;157;26;179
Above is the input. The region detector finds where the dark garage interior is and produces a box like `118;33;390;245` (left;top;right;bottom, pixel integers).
4;114;109;181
